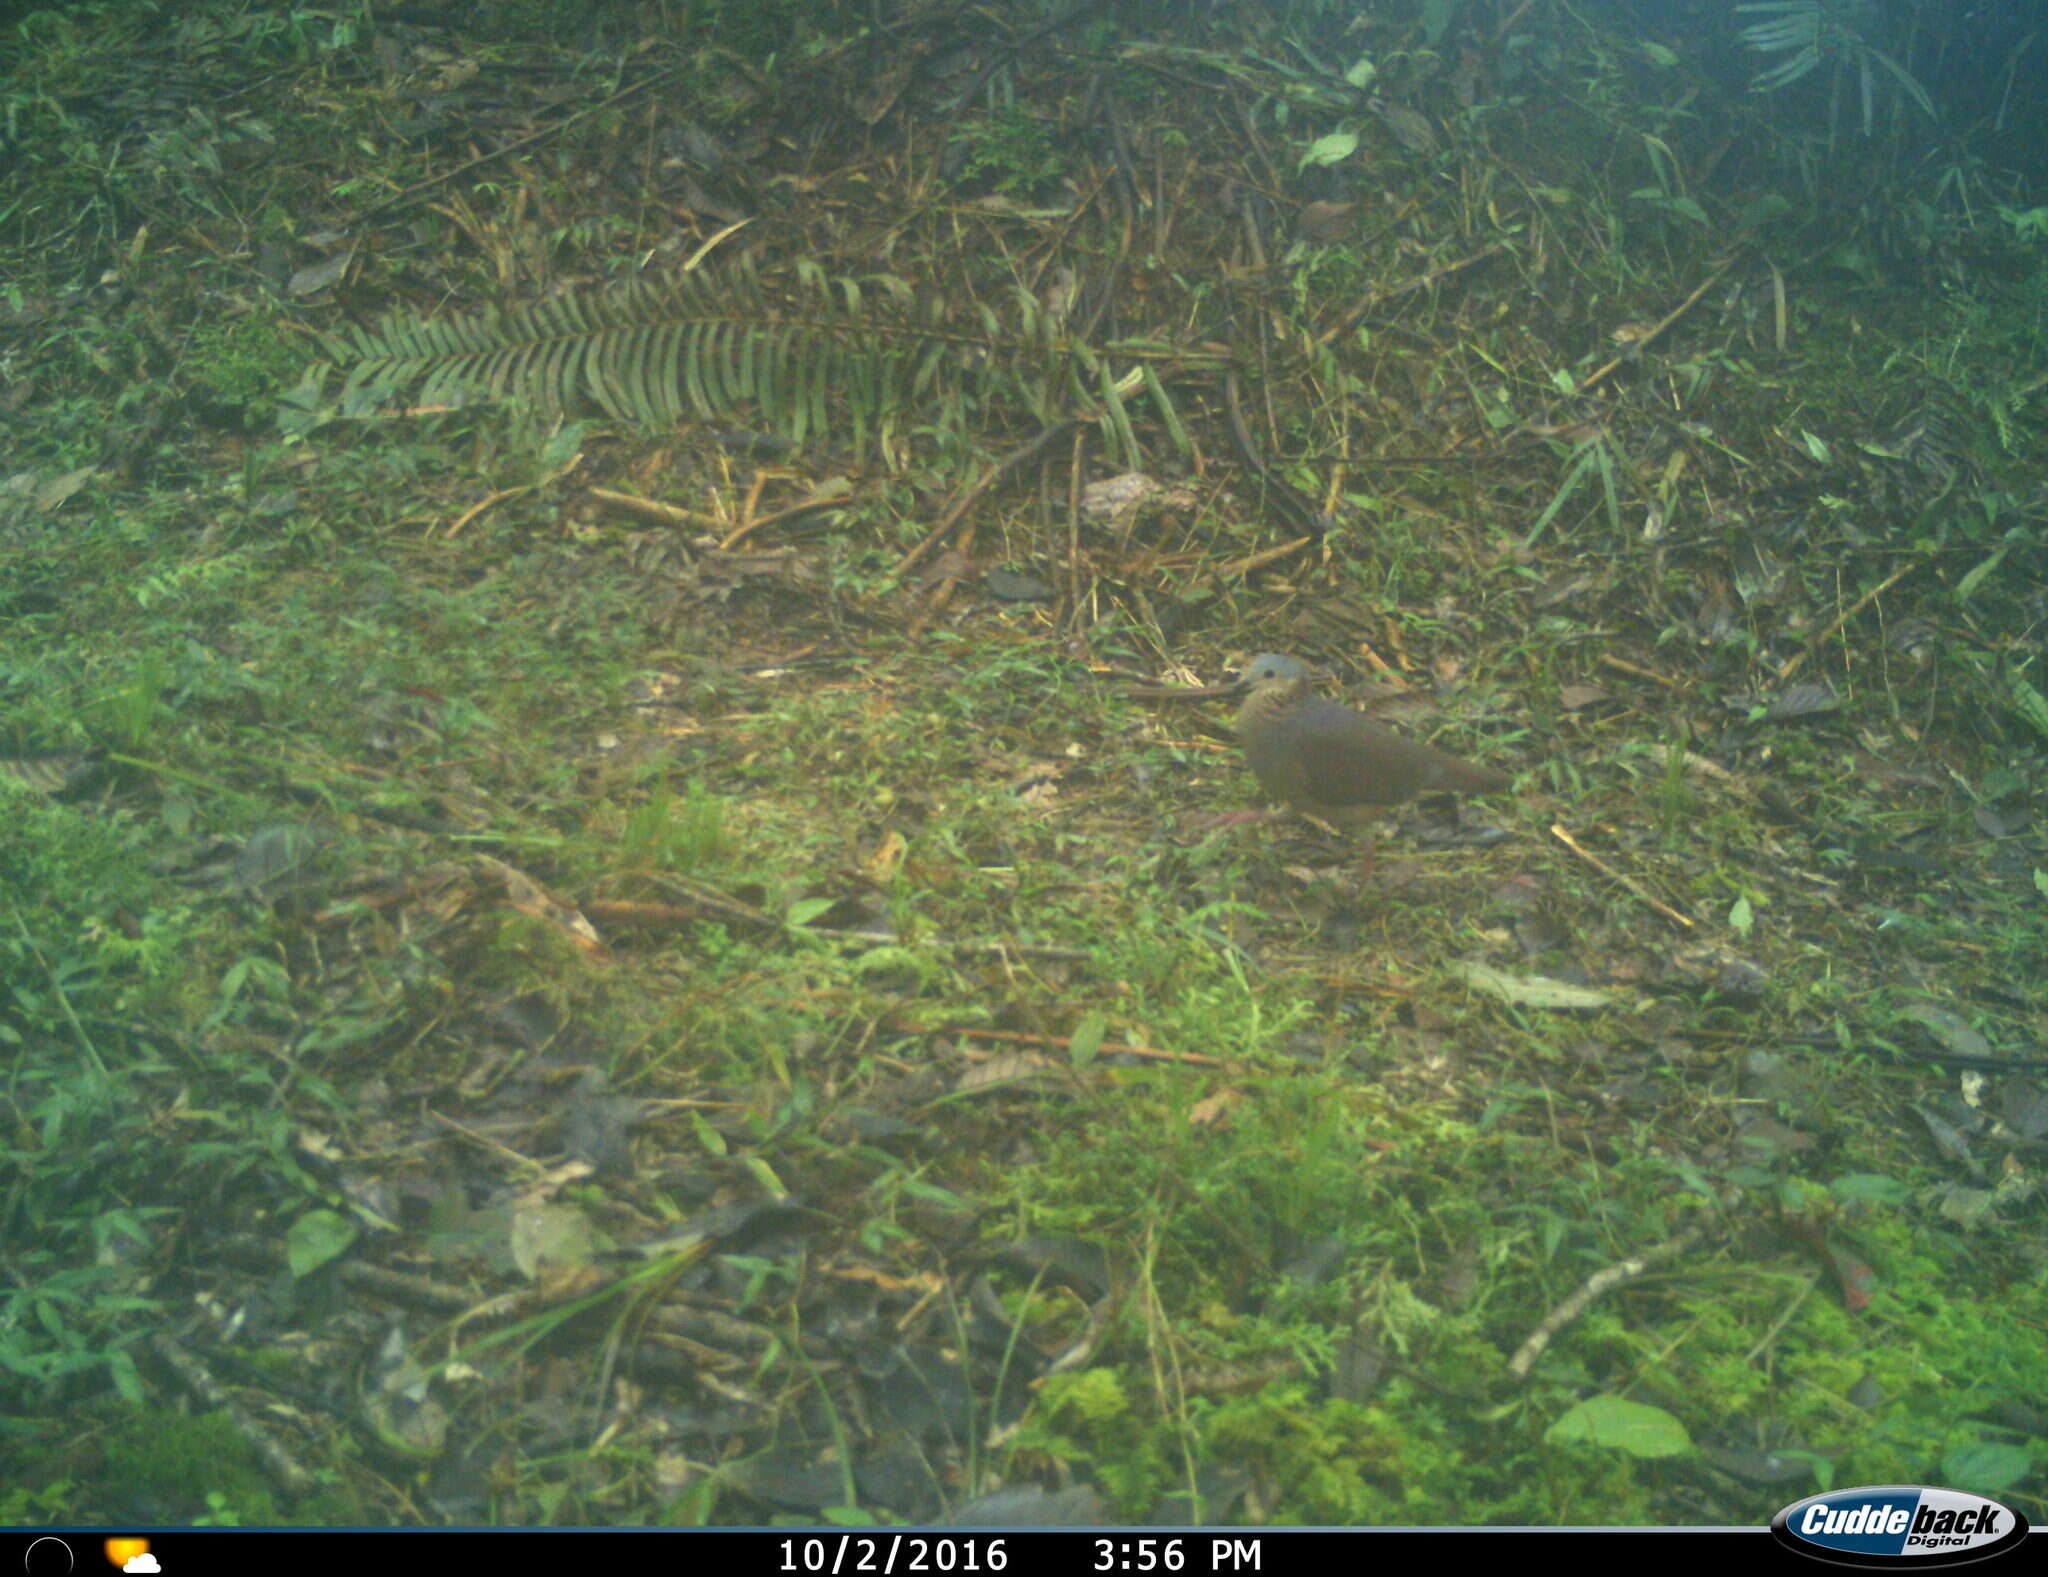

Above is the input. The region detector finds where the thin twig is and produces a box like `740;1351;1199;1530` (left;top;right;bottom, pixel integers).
1506;1218;1713;1378
1549;823;1696;929
1576;257;1734;392
151;1332;314;1495
354;68;681;222
892;421;1079;579
1776;556;1923;681
928;1024;1224;1067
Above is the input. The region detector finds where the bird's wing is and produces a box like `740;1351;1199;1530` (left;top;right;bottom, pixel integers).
1287;709;1423;807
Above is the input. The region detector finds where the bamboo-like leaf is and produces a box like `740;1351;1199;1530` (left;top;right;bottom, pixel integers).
868;346;893;415
682;321;713;420
328;254;1029;454
613;328;654;426
1062;349;1093;410
877;346;905;426
763;329;790;430
637;326;671;426
693;321;723;413
809;332;836;443
1016;285;1042;347
1865;45;1936;119
802;327;827;442
1955;546;2007;604
846;348;871;454
1525;441;1600;546
671;319;704;421
913;340;947;398
809;337;832;441
513;343;547;402
1593;433;1621;534
2005;667;2048;741
779;328;801;429
593;329;632;424
537;336;577;412
1751;45;1820;91
660;313;689;407
568;331;603;419
478;345;514;401
785;328;809;428
414;362;455;409
1142;362;1191;460
720;324;747;415
757;325;778;425
582;332;626;423
507;338;542;411
427;353;481;408
1736;3;1821;52
621;327;658;427
555;289;593;337
1099;360;1139;470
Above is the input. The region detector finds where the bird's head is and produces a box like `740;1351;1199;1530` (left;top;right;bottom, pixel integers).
1234;652;1318;695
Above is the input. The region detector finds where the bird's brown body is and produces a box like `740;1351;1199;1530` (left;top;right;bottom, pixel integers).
1234;653;1508;830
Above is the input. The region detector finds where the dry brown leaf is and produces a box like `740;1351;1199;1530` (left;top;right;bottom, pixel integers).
827;1264;943;1293
956;1052;1058;1092
476;855;608;959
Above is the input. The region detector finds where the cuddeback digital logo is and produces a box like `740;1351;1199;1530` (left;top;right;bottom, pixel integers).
1771;1485;2030;1567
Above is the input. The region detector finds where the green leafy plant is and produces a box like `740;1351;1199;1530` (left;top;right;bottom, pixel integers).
946;107;1067;199
1737;1;1935;131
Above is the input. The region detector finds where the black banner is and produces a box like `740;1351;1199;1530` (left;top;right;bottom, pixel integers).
7;1524;1902;1577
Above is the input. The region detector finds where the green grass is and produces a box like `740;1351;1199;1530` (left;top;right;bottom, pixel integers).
6;409;2044;1522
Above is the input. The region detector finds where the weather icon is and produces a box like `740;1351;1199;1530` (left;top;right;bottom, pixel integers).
23;1537;74;1577
100;1544;152;1574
